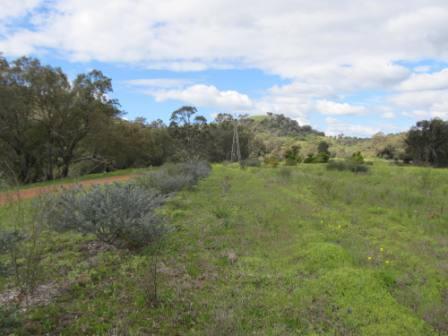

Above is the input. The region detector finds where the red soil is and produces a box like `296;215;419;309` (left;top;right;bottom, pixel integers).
0;175;134;206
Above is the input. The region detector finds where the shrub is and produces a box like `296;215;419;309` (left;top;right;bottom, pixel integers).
240;158;261;168
0;230;25;276
303;154;315;163
351;151;365;164
0;230;24;254
313;152;330;163
327;159;370;173
284;145;302;166
44;184;167;249
170;161;211;183
264;155;280;168
137;161;211;194
137;169;195;194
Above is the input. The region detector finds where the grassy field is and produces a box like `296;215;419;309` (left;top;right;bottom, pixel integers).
1;163;447;335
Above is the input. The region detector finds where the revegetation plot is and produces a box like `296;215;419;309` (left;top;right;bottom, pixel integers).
1;162;447;335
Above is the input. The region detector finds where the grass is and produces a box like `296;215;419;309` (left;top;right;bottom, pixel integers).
1;162;447;335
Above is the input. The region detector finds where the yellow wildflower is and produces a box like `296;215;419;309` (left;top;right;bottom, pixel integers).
385;260;390;265
380;247;384;252
368;256;372;261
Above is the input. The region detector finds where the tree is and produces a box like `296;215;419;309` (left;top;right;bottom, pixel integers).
377;144;396;160
317;141;330;155
0;56;120;182
405;119;448;167
169;106;210;160
284;145;302;165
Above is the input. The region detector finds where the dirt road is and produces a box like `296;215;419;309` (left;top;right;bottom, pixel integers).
0;175;134;206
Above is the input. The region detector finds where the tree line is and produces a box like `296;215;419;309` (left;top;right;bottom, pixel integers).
1;56;447;184
0;56;267;183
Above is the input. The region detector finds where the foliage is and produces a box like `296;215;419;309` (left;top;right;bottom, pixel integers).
350;151;365;164
284;145;302;165
0;56;120;183
0;230;25;275
377;144;397;160
317;141;331;155
327;159;370;173
43;184;168;249
256;113;324;137
263;155;280;167
304;151;330;163
405;119;448;167
136;161;211;194
240;158;262;168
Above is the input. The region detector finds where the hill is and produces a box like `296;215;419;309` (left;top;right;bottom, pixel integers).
247;113;406;159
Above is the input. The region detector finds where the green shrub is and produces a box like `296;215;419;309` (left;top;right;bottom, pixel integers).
327;159;370;173
137;161;211;194
264;155;280;168
351;151;365;164
137;169;195;194
284;145;302;166
0;230;25;275
303;154;315;163
313;152;330;163
240;158;261;168
44;184;168;249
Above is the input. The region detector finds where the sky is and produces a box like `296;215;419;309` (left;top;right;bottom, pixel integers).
1;0;448;137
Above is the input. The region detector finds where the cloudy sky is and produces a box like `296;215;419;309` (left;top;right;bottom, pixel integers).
1;0;448;136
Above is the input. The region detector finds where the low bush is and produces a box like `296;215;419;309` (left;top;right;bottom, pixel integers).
304;152;330;163
137;170;195;194
0;230;25;276
327;159;370;173
284;145;302;166
240;158;261;168
44;184;168;249
137;161;211;194
264;155;280;168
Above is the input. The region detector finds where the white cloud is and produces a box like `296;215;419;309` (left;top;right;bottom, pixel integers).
397;68;448;91
0;0;41;21
2;0;448;134
316;100;366;116
391;88;448;119
1;1;447;74
151;84;253;111
381;111;396;119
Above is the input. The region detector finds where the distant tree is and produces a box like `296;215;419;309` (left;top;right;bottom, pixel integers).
169;106;210;160
284;145;302;165
377;145;396;160
350;152;365;164
405;119;448;167
317;141;331;155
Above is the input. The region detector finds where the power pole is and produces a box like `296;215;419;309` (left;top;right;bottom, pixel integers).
231;119;241;162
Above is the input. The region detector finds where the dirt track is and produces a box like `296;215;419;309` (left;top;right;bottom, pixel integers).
0;175;134;206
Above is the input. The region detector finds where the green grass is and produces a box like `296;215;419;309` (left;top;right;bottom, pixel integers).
1;163;447;335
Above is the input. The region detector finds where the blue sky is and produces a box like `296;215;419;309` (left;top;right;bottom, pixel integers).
1;0;448;137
